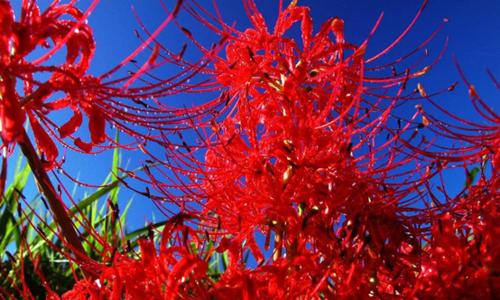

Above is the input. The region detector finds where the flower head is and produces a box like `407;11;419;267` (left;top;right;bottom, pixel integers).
137;1;498;296
0;0;198;170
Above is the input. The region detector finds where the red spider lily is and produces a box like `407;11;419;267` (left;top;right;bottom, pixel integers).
41;212;416;299
53;215;214;300
409;184;499;298
129;0;498;298
0;0;199;169
140;0;441;255
0;0;99;164
55;195;496;299
0;0;205;276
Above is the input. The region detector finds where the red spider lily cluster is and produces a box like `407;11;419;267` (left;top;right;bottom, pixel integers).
2;0;499;299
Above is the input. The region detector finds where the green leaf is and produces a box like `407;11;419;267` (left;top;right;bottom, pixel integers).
124;220;168;245
0;162;31;253
465;167;480;187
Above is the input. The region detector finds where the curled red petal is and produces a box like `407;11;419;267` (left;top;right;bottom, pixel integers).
88;107;106;144
59;108;83;138
0;0;14;63
0;81;25;142
74;138;92;153
28;113;58;165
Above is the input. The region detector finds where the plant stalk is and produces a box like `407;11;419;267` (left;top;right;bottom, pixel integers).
18;129;92;272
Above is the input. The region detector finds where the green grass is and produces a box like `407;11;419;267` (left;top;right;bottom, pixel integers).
0;143;144;298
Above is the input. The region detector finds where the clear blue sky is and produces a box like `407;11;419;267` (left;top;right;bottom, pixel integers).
8;0;499;232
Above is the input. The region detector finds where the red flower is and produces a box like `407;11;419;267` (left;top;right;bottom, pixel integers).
0;0;194;169
0;0;214;286
163;0;436;261
7;1;495;298
0;0;98;163
57;215;213;299
407;169;499;298
137;1;498;297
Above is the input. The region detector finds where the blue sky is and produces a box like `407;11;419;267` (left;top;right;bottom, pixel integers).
7;0;499;233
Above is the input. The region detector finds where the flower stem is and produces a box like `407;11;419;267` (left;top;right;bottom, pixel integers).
18;129;92;272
